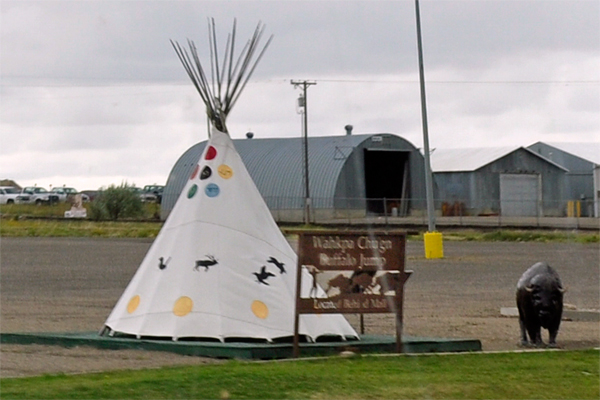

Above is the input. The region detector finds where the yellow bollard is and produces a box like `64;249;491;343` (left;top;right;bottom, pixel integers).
424;231;444;259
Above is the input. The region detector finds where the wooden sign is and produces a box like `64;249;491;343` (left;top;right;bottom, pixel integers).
293;230;411;357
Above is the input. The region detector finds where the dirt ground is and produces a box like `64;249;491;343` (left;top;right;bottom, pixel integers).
1;237;598;377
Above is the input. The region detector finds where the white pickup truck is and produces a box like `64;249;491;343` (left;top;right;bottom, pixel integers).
0;186;21;204
16;186;60;205
50;187;90;203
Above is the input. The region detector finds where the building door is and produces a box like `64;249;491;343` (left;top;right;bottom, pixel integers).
500;174;540;217
364;150;409;215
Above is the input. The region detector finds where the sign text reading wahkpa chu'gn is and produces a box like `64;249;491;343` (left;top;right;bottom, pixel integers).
300;232;405;271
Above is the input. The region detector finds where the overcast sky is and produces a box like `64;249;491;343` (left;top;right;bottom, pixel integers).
1;0;598;191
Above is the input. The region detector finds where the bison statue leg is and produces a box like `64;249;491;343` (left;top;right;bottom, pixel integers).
517;304;544;347
547;319;561;347
525;321;544;347
518;317;529;346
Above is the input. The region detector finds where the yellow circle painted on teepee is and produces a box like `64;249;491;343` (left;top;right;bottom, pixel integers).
251;300;269;319
127;295;140;314
173;296;193;317
218;164;233;179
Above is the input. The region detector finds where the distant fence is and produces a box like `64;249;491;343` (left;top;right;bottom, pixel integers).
262;196;599;229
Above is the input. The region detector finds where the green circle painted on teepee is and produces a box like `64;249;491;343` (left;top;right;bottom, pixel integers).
187;184;198;198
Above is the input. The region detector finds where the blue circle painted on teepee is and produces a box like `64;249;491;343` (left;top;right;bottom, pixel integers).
187;184;198;198
205;183;220;197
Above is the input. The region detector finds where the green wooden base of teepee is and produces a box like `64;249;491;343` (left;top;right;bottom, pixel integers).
1;332;481;359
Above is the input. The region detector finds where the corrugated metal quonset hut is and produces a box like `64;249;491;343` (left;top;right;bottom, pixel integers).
431;146;568;217
162;133;426;221
527;142;600;217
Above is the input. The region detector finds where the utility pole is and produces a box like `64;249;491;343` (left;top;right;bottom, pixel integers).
291;80;316;225
415;0;443;258
415;0;435;232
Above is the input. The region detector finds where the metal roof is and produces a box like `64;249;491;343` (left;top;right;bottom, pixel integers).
430;146;519;172
162;133;420;218
430;146;569;172
236;134;368;199
212;134;382;199
529;142;600;165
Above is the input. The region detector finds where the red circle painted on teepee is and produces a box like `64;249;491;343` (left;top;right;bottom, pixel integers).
190;164;199;180
205;146;217;160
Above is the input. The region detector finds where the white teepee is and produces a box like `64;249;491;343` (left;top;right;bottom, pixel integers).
102;20;358;342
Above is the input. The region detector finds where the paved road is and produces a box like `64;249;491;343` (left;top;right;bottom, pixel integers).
1;237;597;332
1;237;598;377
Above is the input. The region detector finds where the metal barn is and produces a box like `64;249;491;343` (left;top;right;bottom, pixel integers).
161;133;426;221
527;142;600;217
431;147;568;217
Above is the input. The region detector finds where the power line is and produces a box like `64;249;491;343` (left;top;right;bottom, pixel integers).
316;79;599;85
1;78;597;88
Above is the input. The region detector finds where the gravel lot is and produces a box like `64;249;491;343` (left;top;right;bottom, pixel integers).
1;237;598;377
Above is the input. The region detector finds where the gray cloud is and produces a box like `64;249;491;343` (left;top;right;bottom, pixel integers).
1;0;598;189
5;1;596;83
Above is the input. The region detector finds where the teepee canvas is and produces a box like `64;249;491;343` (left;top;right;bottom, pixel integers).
102;20;358;342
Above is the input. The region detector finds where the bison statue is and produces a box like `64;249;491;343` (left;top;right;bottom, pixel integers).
516;262;565;347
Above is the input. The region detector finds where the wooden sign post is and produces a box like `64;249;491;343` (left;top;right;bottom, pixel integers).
293;230;411;357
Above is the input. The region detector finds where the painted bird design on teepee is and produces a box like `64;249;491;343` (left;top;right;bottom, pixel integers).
158;257;171;270
253;266;276;285
267;256;286;274
101;19;358;343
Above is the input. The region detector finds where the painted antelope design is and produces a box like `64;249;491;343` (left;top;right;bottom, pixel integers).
194;255;218;271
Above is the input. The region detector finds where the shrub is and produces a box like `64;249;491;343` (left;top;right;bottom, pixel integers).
90;183;144;221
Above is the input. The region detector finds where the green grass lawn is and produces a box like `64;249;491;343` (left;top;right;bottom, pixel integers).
1;203;598;242
1;218;598;243
0;219;161;238
1;350;598;399
442;229;599;243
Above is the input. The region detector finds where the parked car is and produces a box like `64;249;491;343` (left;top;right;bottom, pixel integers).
142;185;164;204
16;186;59;205
129;187;155;203
131;185;164;203
80;190;98;202
0;186;20;205
50;187;90;203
